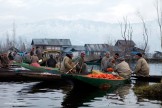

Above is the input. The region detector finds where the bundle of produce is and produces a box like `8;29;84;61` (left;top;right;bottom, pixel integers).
87;73;123;80
107;68;114;72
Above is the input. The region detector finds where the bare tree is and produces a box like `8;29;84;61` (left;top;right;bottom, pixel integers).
136;42;150;54
119;17;133;56
137;12;149;53
12;21;16;47
155;0;162;49
6;31;10;49
106;35;115;54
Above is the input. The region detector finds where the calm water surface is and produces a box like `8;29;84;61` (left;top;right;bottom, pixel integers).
0;63;162;108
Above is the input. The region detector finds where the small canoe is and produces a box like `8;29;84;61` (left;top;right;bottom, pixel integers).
62;74;129;90
18;71;62;81
14;62;60;74
85;62;100;65
0;68;44;81
131;75;162;82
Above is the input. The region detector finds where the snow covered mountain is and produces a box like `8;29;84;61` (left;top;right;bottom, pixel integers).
0;19;160;53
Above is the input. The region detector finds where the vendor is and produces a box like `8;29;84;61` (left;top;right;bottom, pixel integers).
133;53;149;77
114;57;132;79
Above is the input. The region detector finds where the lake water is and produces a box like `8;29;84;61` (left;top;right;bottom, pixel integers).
0;63;162;108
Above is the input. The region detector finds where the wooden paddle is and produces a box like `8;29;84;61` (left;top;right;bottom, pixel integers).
66;62;79;74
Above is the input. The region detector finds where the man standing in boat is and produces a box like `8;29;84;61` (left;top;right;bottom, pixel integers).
133;53;149;77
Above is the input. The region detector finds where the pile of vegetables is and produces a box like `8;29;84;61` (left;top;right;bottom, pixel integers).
107;68;114;72
87;73;123;80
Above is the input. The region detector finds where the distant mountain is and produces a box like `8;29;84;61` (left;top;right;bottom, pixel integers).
0;19;160;53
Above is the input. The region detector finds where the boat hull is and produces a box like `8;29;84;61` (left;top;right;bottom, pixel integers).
18;71;62;82
62;74;129;90
131;75;162;82
14;62;60;74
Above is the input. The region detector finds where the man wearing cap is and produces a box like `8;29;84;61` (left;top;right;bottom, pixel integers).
134;53;149;76
114;57;132;79
75;51;88;74
60;51;76;73
107;53;120;69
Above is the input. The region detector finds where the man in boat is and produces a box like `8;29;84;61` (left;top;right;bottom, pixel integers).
75;51;88;74
101;51;110;71
0;53;10;68
36;46;42;60
46;55;57;68
30;55;41;67
30;47;35;56
60;51;76;73
14;53;23;63
133;53;149;77
23;52;32;64
114;57;132;79
107;53;120;69
8;51;14;61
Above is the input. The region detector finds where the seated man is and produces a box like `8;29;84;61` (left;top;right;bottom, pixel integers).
30;55;41;67
75;52;88;74
23;52;32;64
107;53;120;69
14;53;23;63
60;51;76;73
101;51;110;71
0;53;10;68
114;57;132;79
133;53;149;77
46;55;57;68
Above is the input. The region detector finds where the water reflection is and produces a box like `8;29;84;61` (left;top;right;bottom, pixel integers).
18;81;73;94
1;63;161;107
0;81;161;107
62;85;112;107
17;81;73;108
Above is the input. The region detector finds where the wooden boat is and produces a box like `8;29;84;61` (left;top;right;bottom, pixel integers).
62;74;129;90
0;68;44;81
14;62;60;74
85;61;100;65
131;75;162;82
18;71;62;81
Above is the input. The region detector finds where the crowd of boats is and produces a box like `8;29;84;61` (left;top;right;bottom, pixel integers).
0;47;161;91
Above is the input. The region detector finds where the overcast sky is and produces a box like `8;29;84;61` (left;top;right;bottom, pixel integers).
0;0;159;23
0;0;161;52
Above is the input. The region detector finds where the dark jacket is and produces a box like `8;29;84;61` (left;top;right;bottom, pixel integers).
46;58;57;68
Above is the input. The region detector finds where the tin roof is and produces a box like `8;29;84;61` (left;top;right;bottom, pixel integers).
31;39;72;46
64;45;85;52
110;46;122;52
85;44;109;52
115;40;135;46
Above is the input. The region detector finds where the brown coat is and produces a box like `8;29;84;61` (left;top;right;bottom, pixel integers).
134;57;149;76
31;55;39;63
60;56;75;73
101;56;110;71
115;61;132;79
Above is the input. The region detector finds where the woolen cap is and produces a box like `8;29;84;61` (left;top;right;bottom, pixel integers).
136;53;142;57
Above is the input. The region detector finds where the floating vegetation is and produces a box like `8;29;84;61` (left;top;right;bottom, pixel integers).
133;83;162;100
